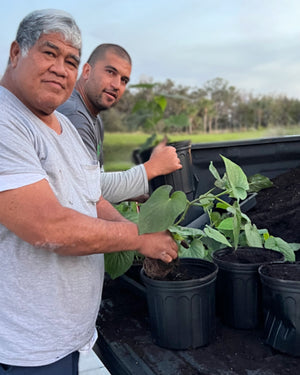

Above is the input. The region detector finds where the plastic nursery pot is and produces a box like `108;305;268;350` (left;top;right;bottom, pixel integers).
258;262;300;356
138;140;195;201
212;247;284;330
140;258;218;350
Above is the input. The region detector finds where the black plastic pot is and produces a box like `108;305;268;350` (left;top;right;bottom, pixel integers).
258;262;300;356
212;247;284;329
140;258;218;350
135;140;195;200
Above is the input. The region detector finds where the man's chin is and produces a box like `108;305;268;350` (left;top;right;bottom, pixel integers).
97;102;114;111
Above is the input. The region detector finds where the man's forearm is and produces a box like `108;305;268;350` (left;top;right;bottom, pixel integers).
96;196;131;222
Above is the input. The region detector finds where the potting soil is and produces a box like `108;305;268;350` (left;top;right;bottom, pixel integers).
247;166;300;245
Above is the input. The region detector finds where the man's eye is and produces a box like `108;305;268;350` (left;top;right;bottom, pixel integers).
45;51;55;57
67;60;78;68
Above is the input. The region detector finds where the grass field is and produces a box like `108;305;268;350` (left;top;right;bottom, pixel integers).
103;127;300;171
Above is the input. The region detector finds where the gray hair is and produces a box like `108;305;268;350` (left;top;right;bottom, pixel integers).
15;9;82;56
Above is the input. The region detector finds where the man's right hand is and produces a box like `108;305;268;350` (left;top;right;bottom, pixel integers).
137;230;178;263
143;138;182;180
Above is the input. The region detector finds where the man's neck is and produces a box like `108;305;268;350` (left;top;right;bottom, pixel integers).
75;81;99;117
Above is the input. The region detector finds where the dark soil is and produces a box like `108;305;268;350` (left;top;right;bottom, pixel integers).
214;247;284;264
247;166;300;280
260;262;300;281
247;166;300;244
143;257;211;281
142;257;179;280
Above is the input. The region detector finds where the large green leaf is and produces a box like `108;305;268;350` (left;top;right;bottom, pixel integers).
104;251;136;280
138;185;187;234
264;237;295;262
221;155;249;200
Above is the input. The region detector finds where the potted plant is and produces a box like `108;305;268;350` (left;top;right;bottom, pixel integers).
104;155;298;347
258;262;300;356
138;155;297;331
198;155;296;329
105;187;219;350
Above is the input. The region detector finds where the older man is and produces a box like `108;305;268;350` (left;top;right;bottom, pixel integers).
58;43;182;203
0;9;178;374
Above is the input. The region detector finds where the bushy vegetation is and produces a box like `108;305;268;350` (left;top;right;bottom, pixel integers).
101;77;300;134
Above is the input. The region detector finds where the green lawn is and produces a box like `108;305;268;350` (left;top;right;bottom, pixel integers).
103;127;300;171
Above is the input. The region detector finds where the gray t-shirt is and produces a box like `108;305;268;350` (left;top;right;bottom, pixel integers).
58;90;148;203
0;86;104;366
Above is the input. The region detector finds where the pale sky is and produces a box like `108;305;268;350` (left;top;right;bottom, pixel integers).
1;0;300;98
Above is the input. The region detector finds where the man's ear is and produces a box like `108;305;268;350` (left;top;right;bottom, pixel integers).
81;63;92;80
9;41;21;68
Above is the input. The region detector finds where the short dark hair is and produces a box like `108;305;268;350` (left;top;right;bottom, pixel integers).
87;43;131;67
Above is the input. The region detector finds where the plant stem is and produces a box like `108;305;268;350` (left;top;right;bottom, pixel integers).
175;189;233;226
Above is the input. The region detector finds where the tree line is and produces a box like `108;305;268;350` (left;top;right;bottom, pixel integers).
101;77;300;134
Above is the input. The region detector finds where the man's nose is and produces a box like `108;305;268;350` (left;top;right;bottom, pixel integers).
110;75;121;89
49;57;67;76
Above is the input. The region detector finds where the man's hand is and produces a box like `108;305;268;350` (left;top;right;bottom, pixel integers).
143;138;182;180
137;230;178;263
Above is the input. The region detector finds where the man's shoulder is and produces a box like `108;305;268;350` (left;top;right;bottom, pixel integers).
57;89;83;115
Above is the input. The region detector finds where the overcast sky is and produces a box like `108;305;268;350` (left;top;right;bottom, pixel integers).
1;0;300;98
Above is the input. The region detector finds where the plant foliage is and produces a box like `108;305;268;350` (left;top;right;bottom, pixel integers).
104;155;298;279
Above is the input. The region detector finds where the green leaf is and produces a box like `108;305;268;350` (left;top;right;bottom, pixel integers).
138;185;187;234
210;211;222;226
104;251;136;280
154;95;167;112
180;239;206;259
217;217;234;231
232;205;242;249
264;237;295;262
168;225;205;238
199;192;216;211
204;225;232;247
216;201;230;210
164;113;190;129
221;155;249;200
248;174;273;193
289;243;300;251
209;162;222;183
244;223;263;248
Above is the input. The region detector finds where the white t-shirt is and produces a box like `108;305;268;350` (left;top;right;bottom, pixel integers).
0;86;104;366
58;89;149;203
